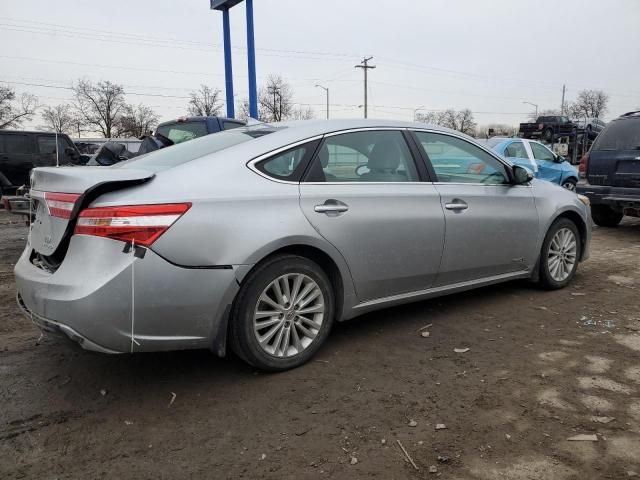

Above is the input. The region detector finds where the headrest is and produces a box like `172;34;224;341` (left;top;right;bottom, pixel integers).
368;140;401;171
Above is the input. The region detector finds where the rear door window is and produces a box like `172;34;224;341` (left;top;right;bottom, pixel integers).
593;120;640;151
504;141;528;158
4;134;30;154
303;130;419;183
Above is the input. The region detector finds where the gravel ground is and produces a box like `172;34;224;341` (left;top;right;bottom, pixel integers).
1;210;639;479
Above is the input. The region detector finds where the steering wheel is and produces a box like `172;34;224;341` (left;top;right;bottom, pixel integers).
355;164;369;177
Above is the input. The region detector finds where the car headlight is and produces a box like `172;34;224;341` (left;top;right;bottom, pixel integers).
577;194;590;206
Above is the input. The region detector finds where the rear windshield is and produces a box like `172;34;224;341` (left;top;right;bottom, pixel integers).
118;127;279;172
156;121;209;144
593;119;640;151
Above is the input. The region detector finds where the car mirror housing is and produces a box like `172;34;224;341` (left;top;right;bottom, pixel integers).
512;165;533;185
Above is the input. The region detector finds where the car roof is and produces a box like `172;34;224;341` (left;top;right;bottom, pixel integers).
269;118;467;140
0;130;70;136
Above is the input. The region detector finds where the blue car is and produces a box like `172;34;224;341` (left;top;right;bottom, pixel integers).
483;137;579;191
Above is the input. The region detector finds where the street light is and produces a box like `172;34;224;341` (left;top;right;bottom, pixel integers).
522;101;538;118
413;105;425;121
315;84;329;119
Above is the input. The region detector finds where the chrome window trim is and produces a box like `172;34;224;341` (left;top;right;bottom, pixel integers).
246;127;532;187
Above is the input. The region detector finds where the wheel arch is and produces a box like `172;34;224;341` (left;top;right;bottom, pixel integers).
217;241;352;359
552;209;588;261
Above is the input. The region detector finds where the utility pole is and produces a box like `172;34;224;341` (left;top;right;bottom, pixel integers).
560;84;566;115
315;84;329;119
355;56;375;119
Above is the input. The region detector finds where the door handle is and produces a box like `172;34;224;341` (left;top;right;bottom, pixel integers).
314;200;349;214
314;204;349;213
444;200;468;211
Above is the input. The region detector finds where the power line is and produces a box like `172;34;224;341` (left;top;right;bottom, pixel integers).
0;22;363;62
0;17;365;60
1;80;191;99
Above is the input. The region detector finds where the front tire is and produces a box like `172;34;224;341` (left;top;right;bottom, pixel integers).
539;218;581;290
562;178;577;191
591;205;623;227
229;254;335;371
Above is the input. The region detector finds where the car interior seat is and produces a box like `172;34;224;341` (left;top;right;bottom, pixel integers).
360;140;407;182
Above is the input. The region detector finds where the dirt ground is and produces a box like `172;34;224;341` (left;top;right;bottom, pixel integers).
1;210;639;480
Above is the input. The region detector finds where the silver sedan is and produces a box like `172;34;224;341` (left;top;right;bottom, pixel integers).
15;119;591;371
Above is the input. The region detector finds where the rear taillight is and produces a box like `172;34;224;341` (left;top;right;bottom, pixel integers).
44;192;81;218
74;203;191;247
579;151;589;179
538;123;544;130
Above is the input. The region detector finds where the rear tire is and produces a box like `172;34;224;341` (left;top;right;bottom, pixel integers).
591;205;623;227
543;128;554;142
538;218;581;290
229;254;335;372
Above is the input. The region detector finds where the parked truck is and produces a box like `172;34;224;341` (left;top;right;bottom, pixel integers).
519;115;577;142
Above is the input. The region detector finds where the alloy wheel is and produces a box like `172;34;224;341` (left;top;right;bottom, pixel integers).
253;273;325;358
547;227;577;282
562;181;577;191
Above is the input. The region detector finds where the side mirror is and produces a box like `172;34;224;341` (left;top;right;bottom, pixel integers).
512;165;533;185
554;154;564;163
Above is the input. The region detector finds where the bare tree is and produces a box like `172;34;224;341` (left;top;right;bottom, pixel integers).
415;111;442;125
566;89;609;119
73;79;126;137
40;104;76;134
259;75;293;122
479;123;516;138
290;105;315;120
236;98;251;121
188;85;223;117
0;85;38;129
455;109;477;135
116;104;159;138
420;108;476;135
528;108;560;121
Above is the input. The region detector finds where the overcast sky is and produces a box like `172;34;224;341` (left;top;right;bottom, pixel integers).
1;0;638;131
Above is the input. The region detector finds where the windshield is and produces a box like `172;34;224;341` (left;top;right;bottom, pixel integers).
118;127;279;172
593;119;640;151
156;121;209;144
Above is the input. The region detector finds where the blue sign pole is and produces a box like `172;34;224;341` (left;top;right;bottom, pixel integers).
222;7;235;118
245;0;258;119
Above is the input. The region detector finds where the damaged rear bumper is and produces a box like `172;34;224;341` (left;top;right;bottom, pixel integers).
17;293;121;353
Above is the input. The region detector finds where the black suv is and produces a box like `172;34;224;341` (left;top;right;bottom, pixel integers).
577;111;640;226
0;130;85;197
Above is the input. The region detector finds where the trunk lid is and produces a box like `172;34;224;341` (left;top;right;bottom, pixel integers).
588;117;640;187
588;149;640;187
29;166;154;258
